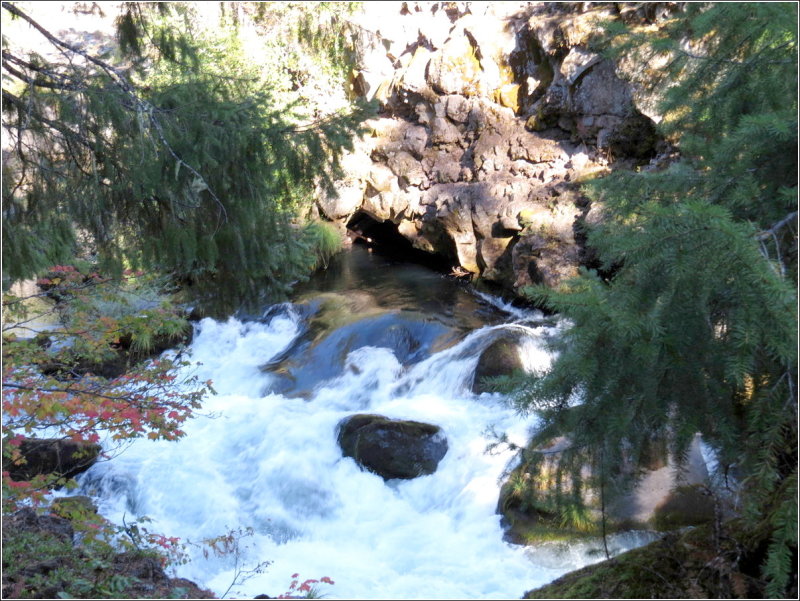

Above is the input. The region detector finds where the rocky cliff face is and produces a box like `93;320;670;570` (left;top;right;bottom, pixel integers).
317;2;667;294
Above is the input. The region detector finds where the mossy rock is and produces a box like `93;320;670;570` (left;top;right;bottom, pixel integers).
301;292;382;343
498;447;601;545
651;485;716;531
517;209;537;229
495;83;522;113
523;524;766;599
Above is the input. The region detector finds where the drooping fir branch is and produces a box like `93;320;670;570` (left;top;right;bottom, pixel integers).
2;2;369;293
2;1;228;226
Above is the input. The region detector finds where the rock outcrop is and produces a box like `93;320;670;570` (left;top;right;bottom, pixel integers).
320;2;666;295
1;507;214;599
498;433;716;544
523;524;767;599
337;414;448;480
5;437;101;483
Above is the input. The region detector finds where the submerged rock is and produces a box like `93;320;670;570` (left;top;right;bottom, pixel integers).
337;414;448;480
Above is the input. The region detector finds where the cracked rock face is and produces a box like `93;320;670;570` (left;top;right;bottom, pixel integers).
322;2;662;295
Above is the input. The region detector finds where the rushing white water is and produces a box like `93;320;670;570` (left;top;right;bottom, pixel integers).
74;253;653;599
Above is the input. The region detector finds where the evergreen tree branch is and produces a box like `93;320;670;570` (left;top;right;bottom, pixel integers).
2;1;228;227
1;49;83;91
2;89;101;156
676;41;796;66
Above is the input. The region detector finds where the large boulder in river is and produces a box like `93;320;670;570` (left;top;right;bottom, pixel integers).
337;414;448;480
472;335;524;393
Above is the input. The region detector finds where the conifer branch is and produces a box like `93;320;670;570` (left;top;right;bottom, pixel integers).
756;211;797;278
2;89;100;155
1;1;228;228
1;49;83;91
677;41;795;66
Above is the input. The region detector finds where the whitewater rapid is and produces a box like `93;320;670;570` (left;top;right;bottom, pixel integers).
74;287;652;599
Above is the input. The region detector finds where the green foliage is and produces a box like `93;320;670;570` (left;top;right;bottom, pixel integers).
510;3;798;596
1;515;154;599
602;2;798;240
1;2;371;300
304;220;344;269
248;2;361;88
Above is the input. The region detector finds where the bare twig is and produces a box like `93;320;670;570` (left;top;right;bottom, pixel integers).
757;211;798;240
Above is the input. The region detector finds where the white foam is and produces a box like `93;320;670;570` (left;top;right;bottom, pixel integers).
78;311;650;599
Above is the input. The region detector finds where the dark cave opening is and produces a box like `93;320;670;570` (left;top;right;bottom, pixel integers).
345;212;454;274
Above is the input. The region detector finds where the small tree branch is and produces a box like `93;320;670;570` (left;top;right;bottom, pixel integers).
2;50;83;91
757;211;798;240
2;89;100;155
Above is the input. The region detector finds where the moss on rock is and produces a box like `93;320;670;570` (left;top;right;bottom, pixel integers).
523;524;768;599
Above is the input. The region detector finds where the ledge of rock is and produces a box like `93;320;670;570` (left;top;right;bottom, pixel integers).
523;524;767;599
498;432;717;545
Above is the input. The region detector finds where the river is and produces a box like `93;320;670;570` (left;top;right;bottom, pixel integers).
73;246;657;599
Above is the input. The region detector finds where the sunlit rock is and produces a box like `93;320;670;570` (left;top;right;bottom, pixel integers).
427;32;483;96
329;1;663;295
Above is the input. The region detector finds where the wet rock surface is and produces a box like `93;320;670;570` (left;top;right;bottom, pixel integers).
472;335;524;394
337;414;449;480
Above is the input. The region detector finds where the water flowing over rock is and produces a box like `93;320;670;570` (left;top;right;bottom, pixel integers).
337;414;449;480
324;2;666;295
74;248;661;599
472;335;524;394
